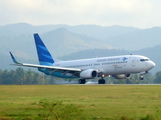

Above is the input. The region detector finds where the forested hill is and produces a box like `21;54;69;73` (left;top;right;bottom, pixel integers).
1;23;161;59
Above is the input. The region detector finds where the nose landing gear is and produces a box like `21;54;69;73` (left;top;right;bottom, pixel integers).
139;71;148;80
140;75;144;80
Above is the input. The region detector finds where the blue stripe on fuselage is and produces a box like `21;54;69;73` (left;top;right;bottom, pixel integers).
38;68;77;78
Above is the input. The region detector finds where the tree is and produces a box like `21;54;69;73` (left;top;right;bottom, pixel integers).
25;69;34;84
0;68;159;85
153;71;161;84
15;68;25;84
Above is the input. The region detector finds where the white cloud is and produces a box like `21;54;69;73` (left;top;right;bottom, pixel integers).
0;0;161;28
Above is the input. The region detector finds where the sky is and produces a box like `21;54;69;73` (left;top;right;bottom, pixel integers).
1;0;161;28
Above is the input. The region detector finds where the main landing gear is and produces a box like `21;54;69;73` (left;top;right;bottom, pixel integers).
78;75;106;84
98;78;105;84
98;75;106;84
78;79;86;84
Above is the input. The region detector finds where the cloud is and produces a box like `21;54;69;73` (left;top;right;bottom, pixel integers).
0;0;161;28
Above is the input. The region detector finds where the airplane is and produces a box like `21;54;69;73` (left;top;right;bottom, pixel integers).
10;33;156;84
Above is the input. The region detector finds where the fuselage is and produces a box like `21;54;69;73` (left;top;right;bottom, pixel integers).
49;55;155;78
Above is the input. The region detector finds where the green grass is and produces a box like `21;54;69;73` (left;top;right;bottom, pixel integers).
0;85;161;120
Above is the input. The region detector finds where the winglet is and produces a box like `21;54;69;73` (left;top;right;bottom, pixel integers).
9;52;20;64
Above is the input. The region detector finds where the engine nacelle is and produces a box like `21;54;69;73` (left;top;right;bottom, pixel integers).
113;74;131;79
80;69;98;79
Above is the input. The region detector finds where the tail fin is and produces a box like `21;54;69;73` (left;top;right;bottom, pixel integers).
34;33;54;66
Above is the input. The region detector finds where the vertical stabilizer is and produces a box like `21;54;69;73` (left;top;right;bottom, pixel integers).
34;33;54;66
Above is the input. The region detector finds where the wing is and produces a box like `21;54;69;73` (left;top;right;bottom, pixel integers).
9;52;81;76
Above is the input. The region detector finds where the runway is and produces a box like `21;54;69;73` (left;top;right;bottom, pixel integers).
55;83;161;85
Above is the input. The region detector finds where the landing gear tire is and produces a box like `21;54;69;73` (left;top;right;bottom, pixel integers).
140;76;144;80
98;79;105;84
78;79;86;84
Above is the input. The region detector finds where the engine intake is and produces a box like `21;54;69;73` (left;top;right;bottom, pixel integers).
80;69;98;79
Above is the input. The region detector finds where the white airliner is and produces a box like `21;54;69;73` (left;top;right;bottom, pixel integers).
10;33;155;84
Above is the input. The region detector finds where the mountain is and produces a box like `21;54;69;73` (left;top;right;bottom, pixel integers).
64;25;139;39
2;23;137;38
0;23;114;59
1;23;161;54
133;45;161;73
1;54;38;71
41;28;113;57
104;27;161;50
59;49;130;60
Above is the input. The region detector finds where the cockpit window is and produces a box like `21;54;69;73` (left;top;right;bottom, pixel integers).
140;59;149;62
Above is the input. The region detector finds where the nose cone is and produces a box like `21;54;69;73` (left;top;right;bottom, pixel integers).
152;61;156;67
148;61;156;70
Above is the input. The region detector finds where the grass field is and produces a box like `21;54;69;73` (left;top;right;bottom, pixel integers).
0;85;161;120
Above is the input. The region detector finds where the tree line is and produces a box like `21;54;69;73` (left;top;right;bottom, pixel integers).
0;68;57;84
0;67;161;84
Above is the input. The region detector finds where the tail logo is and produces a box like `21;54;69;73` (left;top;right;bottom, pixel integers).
122;57;128;61
34;34;54;65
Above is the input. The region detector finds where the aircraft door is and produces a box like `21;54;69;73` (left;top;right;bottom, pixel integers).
132;57;136;67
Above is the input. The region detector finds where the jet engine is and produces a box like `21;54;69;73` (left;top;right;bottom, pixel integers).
113;74;131;79
80;69;98;79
